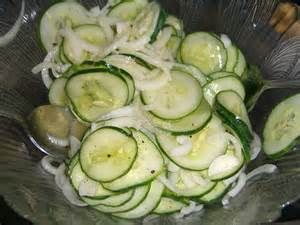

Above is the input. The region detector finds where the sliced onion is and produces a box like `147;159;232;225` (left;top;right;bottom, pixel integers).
41;156;58;175
227;172;247;197
61;178;88;206
220;34;231;49
101;105;136;120
78;179;98;197
97;16;114;42
223;165;245;186
153;26;173;49
69;135;81;158
250;132;261;160
116;22;130;34
41;68;53;89
135;69;170;91
176;201;203;219
222;196;230;206
55;163;67;190
246;164;277;181
191;172;207;186
170;136;192;157
0;0;25;47
225;132;243;159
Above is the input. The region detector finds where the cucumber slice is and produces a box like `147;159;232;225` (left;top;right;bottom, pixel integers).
216;90;251;130
180;32;227;74
168;170;216;197
203;75;245;106
171;63;207;86
153;197;186;214
83;190;134;207
63;24;107;65
66;70;129;122
102;129;164;191
39;2;91;52
141;70;203;120
234;49;246;76
150;8;168;43
59;44;71;64
215;93;252;161
208;72;238;80
113;179;164;219
70;161;114;199
198;181;229;204
263;93;300;157
108;0;147;21
49;78;67;106
208;133;244;180
80;127;137;182
93;184;150;213
156;116;227;170
130;2;161;42
225;45;238;72
68;153;79;175
147;98;212;135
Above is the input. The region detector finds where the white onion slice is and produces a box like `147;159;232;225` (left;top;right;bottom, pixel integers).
0;0;25;47
180;170;197;188
135;69;170;91
223;165;245;186
101;105;136;120
157;175;178;192
153;26;173;49
69;135;81;158
250;132;261;160
220;34;232;49
171;136;192;156
176;201;203;219
41;156;58;175
246;164;277;181
167;161;180;172
55;163;67;190
41;68;53;89
61;178;88;206
97;16;114;42
227;172;247;197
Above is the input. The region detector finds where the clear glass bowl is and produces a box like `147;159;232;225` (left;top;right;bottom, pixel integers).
0;0;300;225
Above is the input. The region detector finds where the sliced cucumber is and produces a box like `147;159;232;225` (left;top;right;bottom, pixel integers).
66;70;129;122
203;75;245;106
198;181;229;204
171;63;207;86
215;93;252;162
208;133;244;180
80;127;137;182
108;0;148;21
208;72;238;81
83;190;134;207
234;49;246;76
70;161;114;199
156;116;227;170
63;24;107;65
147;98;212;135
113;179;164;219
93;184;150;213
130;2;161;42
39;2;91;52
180;32;227;74
49;77;67;106
216;90;251;129
168;170;216;197
153;197;186;214
263;93;300;157
68;153;79;175
102;129;164;191
59;44;71;64
141;70;203;120
225;45;238;72
150;8;167;43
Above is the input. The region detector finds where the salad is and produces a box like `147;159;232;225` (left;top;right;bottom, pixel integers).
32;0;299;220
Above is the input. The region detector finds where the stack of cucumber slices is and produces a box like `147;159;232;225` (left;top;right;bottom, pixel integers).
35;0;298;220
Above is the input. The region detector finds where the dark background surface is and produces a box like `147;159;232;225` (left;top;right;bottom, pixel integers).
1;0;300;225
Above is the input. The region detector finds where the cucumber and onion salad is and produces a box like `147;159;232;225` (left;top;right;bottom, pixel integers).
34;0;282;220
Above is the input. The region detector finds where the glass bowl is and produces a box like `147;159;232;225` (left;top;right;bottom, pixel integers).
0;0;300;224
